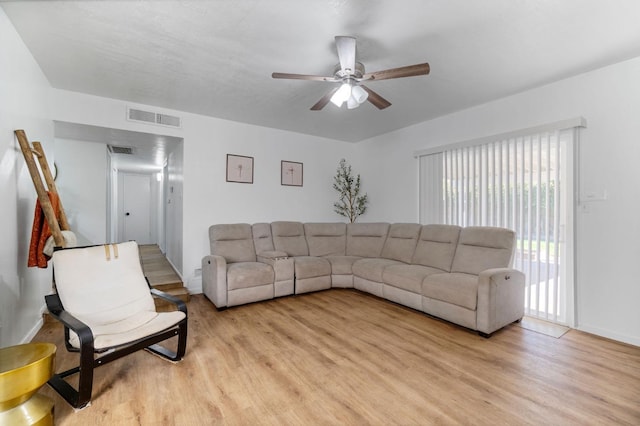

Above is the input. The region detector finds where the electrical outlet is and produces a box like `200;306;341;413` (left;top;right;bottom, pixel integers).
582;190;608;202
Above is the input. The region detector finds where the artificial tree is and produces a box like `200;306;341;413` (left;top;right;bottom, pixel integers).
333;158;368;223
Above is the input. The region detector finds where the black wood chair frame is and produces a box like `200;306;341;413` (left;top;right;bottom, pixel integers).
45;287;187;409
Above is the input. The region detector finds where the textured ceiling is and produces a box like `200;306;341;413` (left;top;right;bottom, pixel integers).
4;0;640;142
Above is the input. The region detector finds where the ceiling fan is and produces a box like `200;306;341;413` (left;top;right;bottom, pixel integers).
272;36;430;111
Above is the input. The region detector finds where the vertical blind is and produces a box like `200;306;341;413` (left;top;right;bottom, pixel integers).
418;121;582;325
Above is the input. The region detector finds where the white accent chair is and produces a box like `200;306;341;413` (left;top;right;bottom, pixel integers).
46;241;187;409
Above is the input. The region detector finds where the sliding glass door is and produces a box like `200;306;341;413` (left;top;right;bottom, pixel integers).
419;122;581;325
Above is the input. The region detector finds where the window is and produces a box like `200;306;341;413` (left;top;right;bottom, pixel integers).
417;119;585;325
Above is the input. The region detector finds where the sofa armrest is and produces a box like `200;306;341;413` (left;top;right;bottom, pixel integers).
257;251;294;283
202;255;227;308
257;250;289;260
476;268;525;335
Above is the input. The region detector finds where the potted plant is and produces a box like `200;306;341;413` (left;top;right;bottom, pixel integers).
333;158;368;223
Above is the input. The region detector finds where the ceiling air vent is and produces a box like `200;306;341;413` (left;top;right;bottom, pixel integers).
156;113;181;127
108;145;134;155
127;107;181;128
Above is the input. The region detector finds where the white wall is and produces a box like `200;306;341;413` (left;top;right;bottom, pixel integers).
54;138;107;245
357;56;640;346
0;8;53;346
48;89;356;294
181;114;357;291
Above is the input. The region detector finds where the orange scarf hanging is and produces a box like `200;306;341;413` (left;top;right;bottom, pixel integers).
28;192;61;268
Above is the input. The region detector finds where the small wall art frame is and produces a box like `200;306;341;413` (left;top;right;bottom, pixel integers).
226;154;254;184
281;160;303;187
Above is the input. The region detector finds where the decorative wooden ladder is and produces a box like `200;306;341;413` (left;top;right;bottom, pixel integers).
15;129;71;247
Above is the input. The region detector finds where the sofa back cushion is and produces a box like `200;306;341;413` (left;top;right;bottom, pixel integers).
451;226;516;275
252;223;275;253
209;223;256;263
271;221;309;256
412;224;462;271
380;223;422;263
346;222;389;257
304;223;346;257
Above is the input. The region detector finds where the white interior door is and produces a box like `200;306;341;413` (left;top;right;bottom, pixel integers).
122;173;152;244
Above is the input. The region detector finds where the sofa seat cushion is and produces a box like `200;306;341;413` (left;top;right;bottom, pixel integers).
383;264;445;294
352;258;405;283
324;255;362;275
293;256;331;279
227;262;275;290
422;273;479;310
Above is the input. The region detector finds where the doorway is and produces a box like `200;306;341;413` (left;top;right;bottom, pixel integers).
53;121;184;273
120;172;153;244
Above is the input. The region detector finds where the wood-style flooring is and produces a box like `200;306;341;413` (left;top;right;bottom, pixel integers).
31;290;640;425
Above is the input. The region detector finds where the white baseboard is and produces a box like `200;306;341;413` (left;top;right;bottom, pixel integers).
577;324;640;347
22;317;44;344
165;257;184;281
188;274;203;294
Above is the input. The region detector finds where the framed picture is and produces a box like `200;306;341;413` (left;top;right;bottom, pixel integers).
226;154;254;184
281;160;303;186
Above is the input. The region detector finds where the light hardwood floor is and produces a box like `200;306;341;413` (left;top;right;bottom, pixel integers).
32;290;640;425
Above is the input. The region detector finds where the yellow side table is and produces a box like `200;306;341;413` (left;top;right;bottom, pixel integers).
0;343;56;426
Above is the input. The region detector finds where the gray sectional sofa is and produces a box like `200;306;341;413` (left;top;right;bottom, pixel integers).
202;222;525;336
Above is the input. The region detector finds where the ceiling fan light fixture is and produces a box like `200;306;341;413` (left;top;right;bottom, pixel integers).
351;85;369;104
273;36;428;111
330;82;352;107
347;96;360;109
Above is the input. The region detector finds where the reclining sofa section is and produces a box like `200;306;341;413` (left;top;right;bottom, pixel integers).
202;222;525;336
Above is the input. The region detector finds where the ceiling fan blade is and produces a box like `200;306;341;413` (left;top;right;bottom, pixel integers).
310;87;339;111
362;62;430;81
272;72;338;82
361;85;392;110
335;36;356;74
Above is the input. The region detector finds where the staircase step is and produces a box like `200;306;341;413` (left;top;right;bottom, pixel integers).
152;281;185;291
154;287;190;312
138;244;189;311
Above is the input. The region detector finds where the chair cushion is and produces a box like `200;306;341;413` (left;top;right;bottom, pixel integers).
69;310;186;350
226;262;275;290
293;256;331;279
52;241;186;350
383;264;444;293
53;242;156;326
422;273;479;310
